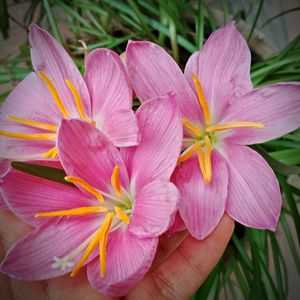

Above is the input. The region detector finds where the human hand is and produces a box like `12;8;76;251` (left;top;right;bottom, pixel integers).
0;209;234;300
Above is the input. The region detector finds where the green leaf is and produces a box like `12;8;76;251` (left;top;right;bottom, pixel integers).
11;162;72;187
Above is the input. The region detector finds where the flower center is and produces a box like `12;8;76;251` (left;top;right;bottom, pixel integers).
35;165;132;277
178;74;264;184
0;71;95;158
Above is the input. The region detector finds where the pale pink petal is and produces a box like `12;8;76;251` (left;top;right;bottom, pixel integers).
126;40;202;122
173;151;228;239
29;24;91;118
84;48;132;117
185;21;252;122
129;180;179;237
166;211;187;235
1;169;91;227
220;83;300;144
102;109;140;147
222;145;281;230
87;229;158;297
121;94;182;192
0;217;101;280
0;119;55;160
58;119;129;193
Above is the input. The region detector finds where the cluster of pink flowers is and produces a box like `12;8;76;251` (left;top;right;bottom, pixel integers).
0;22;299;296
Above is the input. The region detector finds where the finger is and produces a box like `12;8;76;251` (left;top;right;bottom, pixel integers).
47;269;116;300
151;229;189;270
127;214;234;300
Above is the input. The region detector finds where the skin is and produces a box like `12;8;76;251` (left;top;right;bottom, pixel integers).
0;210;234;300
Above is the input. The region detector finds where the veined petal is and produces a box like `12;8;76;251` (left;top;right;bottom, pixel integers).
221;83;300;144
222;145;281;230
185;21;252;122
0;159;11;178
126;40;202;122
1;169;91;227
173;152;228;240
29;24;91;118
0;192;7;209
0;217;101;280
121;94;182;192
102;109;140;147
87;229;158;297
84;48;133;118
58;119;129;193
129;180;180;237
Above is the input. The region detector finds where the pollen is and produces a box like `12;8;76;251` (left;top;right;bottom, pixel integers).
65;79;87;121
182;118;202;137
38;71;69;118
206;122;264;133
65;176;105;202
111;165;121;197
42;146;58;158
0;130;56;140
8;115;57;131
114;206;130;224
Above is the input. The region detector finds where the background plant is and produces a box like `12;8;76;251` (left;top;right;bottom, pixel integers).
0;0;299;299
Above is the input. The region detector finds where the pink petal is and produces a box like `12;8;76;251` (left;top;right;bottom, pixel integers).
222;145;281;230
58;119;129;193
102;109;140;147
185;22;252;121
166;211;187;235
173;151;228;240
0;73;59;160
0;159;10;177
29;24;91;118
87;229;158;297
221;83;300;144
129;180;180;237
1;169;91;227
0;217;101;280
121;94;182;192
0;192;7;209
84;48;132;117
126;40;202;122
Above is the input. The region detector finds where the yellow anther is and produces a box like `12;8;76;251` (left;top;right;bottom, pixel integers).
99;213;114;276
65;79;87;121
178;142;202;163
8;115;57;131
0;130;56;140
114;206;129;224
204;136;212;184
197;148;207;183
38;71;69;118
71;212;114;277
182;118;202;137
111;166;121;197
65;176;105;202
206;122;264;133
35;206;108;218
191;73;211;126
42;146;58;158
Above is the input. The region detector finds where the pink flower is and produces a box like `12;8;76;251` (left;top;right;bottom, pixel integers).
0;94;182;296
126;22;300;239
0;24;139;161
0;159;11;208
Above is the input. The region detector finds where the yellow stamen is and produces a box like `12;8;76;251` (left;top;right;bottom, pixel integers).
42;146;58;158
38;71;69;118
191;73;211;126
182;118;202;137
206;122;264;133
35;206;108;218
204;136;212;184
71;212;114;277
111;166;121;197
0;130;56;140
114;206;129;224
8;115;57;131
65;79;87;121
178;142;202;163
99;213;114;276
197;148;207;183
65;176;105;202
